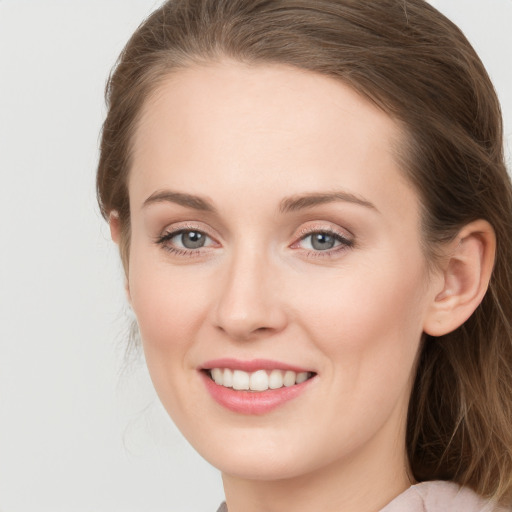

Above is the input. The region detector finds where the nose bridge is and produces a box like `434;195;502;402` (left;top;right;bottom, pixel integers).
213;239;286;340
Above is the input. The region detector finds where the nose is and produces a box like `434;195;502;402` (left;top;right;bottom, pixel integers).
212;248;288;341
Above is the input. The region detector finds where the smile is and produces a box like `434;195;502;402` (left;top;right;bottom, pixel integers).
209;368;313;391
200;359;317;414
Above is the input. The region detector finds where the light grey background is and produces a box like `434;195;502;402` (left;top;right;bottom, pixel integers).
0;1;510;511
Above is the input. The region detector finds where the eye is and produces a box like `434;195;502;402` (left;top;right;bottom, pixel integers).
293;228;354;254
173;230;209;249
156;228;216;254
302;232;340;251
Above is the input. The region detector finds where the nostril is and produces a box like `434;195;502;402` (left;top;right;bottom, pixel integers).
214;322;277;341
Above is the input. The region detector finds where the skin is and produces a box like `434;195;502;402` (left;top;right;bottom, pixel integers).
112;60;495;512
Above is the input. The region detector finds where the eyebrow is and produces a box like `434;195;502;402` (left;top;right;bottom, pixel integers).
279;191;378;214
143;190;216;212
142;189;378;214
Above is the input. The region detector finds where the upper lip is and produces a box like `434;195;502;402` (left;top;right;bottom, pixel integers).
200;358;313;373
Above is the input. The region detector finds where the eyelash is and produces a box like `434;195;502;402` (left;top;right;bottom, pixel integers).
155;226;354;259
293;227;354;258
155;226;214;258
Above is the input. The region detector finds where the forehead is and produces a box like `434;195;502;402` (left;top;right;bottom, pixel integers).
129;60;415;220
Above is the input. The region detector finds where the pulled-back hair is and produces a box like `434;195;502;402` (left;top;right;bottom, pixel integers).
96;0;512;504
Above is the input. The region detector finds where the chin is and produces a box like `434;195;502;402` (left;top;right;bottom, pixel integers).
187;426;330;481
207;452;311;481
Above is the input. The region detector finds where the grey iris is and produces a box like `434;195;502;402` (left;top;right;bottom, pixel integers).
181;231;205;249
311;233;336;250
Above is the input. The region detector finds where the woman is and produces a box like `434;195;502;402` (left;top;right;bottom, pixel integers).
96;0;512;510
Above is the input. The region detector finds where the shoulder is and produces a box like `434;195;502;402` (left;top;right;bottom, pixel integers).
380;480;509;512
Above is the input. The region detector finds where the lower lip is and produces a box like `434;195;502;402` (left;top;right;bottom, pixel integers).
200;371;315;415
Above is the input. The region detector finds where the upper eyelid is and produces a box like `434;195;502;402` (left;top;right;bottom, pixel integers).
290;223;356;255
157;226;215;243
158;221;215;237
295;224;354;241
155;222;355;247
158;225;351;239
292;229;353;249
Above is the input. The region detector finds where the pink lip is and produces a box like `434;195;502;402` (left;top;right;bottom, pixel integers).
200;358;311;373
199;359;316;415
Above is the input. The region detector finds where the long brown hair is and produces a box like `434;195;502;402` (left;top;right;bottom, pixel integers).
97;0;512;504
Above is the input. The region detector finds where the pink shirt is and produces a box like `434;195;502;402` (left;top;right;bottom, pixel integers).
380;481;506;511
216;480;508;511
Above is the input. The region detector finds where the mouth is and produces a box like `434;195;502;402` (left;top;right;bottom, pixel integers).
204;368;316;392
199;359;317;414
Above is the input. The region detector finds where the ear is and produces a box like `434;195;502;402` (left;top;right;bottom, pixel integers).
109;210;121;244
109;210;132;304
423;220;496;337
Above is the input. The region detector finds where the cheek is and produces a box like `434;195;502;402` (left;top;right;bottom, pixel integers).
287;260;427;452
295;257;427;383
127;255;213;420
127;251;209;356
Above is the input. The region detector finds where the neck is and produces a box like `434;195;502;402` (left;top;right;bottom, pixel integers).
221;420;412;512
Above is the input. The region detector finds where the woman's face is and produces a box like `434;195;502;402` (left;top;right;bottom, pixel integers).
124;61;441;481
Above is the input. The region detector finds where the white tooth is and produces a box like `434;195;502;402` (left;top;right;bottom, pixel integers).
269;369;284;389
296;372;308;384
232;370;250;390
283;370;297;387
211;368;223;385
249;370;269;391
223;368;233;388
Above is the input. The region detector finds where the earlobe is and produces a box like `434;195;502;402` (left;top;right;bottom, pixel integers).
109;211;121;244
423;220;496;337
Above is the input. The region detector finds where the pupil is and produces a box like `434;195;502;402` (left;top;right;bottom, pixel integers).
182;231;205;249
311;233;335;250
